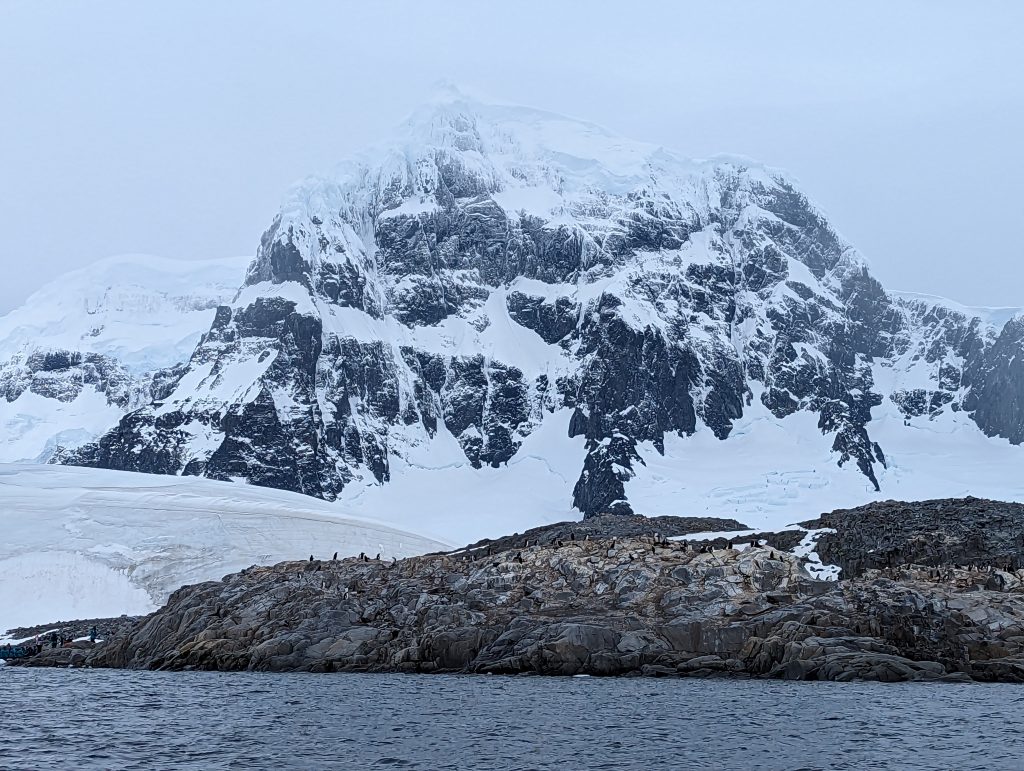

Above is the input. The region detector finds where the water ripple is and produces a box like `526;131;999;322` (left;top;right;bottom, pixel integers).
1;669;1022;770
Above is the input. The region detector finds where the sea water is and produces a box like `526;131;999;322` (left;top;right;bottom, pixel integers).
2;669;1022;770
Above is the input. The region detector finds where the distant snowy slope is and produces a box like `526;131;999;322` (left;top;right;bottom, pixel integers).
0;255;248;463
0;254;249;369
0;464;449;632
890;290;1023;332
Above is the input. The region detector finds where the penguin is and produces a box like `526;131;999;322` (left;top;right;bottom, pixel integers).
375;553;381;561
570;532;575;541
333;552;338;561
359;552;365;561
309;555;314;563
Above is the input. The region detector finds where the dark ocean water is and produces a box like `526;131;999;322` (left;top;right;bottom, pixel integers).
1;668;1022;770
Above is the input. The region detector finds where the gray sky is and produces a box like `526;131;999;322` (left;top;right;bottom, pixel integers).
2;1;1022;313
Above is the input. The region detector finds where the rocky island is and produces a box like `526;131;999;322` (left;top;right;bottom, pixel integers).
13;498;1023;683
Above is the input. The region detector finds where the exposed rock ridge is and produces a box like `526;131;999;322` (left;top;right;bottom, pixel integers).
85;497;1024;682
803;497;1024;577
458;513;749;556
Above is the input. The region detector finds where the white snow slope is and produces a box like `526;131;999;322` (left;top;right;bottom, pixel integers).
0;464;449;633
626;386;1024;532
343;385;1024;540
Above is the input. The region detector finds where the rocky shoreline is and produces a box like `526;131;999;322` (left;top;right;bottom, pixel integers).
13;498;1024;682
3;616;142;668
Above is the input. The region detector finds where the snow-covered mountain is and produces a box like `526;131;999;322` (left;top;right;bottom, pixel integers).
0;254;248;462
0;464;448;632
45;89;1024;526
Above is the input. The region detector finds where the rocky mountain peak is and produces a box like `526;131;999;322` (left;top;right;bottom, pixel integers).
51;94;1024;528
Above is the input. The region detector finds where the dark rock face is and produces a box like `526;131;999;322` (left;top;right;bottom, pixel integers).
505;292;578;344
82;541;813;674
801;497;1024;577
964;318;1024;445
0;349;137;410
58;99;1024;517
0;348;168;463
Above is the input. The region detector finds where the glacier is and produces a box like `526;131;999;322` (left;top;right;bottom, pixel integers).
0;464;449;632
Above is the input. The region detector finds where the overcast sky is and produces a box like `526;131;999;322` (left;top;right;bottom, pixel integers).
2;1;1022;313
